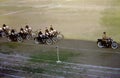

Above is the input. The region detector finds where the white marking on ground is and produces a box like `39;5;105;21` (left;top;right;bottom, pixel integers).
59;46;120;54
0;1;112;11
0;73;25;78
0;52;120;78
63;62;120;71
0;53;120;71
0;9;26;16
64;65;120;75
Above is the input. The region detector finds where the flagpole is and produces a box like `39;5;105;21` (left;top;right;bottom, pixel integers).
56;46;62;63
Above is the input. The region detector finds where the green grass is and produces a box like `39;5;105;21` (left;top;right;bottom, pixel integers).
101;0;120;42
112;0;120;6
101;0;120;27
19;66;44;73
101;9;120;27
0;42;24;54
0;42;22;49
30;50;80;63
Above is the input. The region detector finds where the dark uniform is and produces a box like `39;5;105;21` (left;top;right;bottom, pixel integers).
45;27;50;36
38;30;43;42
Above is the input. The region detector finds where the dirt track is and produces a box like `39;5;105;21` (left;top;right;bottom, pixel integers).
58;39;120;67
0;38;120;78
0;37;120;68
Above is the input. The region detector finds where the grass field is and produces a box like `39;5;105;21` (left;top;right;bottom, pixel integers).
0;0;120;64
101;0;120;41
0;0;5;2
0;1;120;77
0;41;80;62
1;0;120;41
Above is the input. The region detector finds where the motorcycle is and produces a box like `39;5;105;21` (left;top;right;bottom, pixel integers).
7;33;23;42
0;29;9;38
50;31;64;41
34;35;53;45
97;38;118;49
18;32;32;40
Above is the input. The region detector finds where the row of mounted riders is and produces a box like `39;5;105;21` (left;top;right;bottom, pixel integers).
0;24;64;45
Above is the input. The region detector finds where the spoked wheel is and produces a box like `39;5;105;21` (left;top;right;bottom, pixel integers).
46;39;53;45
111;42;118;49
52;37;58;44
7;37;12;42
57;34;64;40
34;38;39;44
26;34;32;40
17;37;23;43
97;42;104;48
31;33;37;38
1;32;6;38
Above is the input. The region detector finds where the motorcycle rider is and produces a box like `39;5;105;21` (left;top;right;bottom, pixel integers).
49;25;54;31
10;29;16;40
20;28;25;33
45;27;50;36
38;29;43;37
2;24;10;36
38;29;44;42
11;29;16;35
49;25;57;36
0;28;2;36
2;24;6;31
0;28;2;32
102;32;109;46
25;25;32;34
102;32;108;40
2;24;10;31
19;27;26;39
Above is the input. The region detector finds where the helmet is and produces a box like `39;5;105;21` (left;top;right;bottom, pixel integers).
20;28;24;31
3;24;6;27
103;32;106;34
25;25;29;28
11;29;15;33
